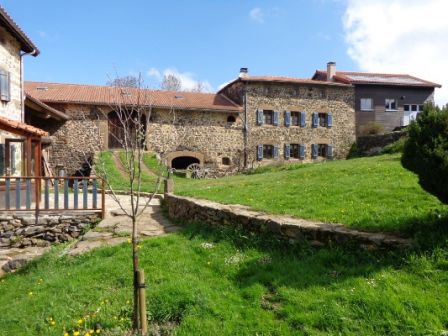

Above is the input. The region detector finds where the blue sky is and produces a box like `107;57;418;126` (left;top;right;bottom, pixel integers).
2;0;353;89
2;0;448;104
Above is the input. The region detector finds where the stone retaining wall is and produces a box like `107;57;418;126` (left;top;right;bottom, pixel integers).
356;131;407;155
164;193;411;249
0;212;100;248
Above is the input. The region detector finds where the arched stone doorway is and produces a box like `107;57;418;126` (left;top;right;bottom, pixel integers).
108;111;147;149
166;151;204;169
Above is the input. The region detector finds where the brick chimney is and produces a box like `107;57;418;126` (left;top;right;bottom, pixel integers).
327;62;336;81
239;67;248;78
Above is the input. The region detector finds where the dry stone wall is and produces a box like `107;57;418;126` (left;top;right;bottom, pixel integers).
165;193;411;249
0;212;100;248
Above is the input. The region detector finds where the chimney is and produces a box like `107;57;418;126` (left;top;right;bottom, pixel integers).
327;62;336;81
239;67;249;78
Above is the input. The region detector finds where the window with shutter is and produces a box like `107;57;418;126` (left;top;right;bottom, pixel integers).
256;109;264;125
300;112;306;127
312;113;318;128
311;144;318;159
284;111;291;127
299;144;305;160
290;144;300;159
257;145;263;160
273;145;279;159
273;111;279;126
284;144;290;159
0;70;11;102
327;145;333;159
327;112;333;128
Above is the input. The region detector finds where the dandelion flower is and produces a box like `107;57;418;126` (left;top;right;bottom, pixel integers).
77;319;83;325
73;332;80;336
50;320;56;326
64;333;69;336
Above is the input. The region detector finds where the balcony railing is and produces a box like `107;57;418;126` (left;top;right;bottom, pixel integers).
0;176;105;218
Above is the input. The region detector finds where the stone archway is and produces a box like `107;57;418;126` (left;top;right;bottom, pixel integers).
166;151;204;169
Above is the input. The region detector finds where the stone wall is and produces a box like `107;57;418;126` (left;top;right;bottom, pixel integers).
244;83;356;166
164;193;411;249
356;131;407;155
0;26;22;122
0;212;100;248
147;108;244;172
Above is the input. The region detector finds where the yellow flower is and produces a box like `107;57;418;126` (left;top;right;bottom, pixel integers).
95;330;101;334
90;330;94;334
84;333;90;336
50;320;56;326
28;291;33;296
73;332;80;336
127;239;131;243
64;333;69;336
77;319;83;325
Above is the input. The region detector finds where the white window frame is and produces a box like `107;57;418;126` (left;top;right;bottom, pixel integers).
385;98;397;111
360;98;373;111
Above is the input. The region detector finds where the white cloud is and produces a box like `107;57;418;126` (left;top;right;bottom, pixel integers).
249;7;264;23
147;67;213;92
343;0;448;106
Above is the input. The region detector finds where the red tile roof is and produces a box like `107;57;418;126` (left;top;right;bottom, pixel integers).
0;5;39;55
0;115;48;137
312;70;442;88
25;94;70;121
25;81;241;112
219;75;351;93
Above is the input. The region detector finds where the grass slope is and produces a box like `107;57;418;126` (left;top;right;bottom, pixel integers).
174;154;448;233
0;222;448;335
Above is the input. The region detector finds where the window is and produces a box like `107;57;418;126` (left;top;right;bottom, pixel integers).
404;104;424;112
263;145;274;159
263;110;273;124
385;99;397;111
318;113;327;127
290;144;300;159
227;115;236;123
360;98;373;111
312;144;333;159
318;144;327;157
0;69;11;102
291;112;300;126
221;157;231;165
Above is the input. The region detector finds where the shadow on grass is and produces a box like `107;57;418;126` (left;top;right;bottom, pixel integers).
176;209;448;292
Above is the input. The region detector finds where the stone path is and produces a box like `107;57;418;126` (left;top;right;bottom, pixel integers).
0;194;180;276
68;194;180;256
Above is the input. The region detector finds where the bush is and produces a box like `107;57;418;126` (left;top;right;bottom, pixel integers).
402;104;448;204
361;121;385;135
382;137;407;154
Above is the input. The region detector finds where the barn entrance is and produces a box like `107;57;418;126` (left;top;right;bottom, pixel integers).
108;111;146;149
171;156;200;170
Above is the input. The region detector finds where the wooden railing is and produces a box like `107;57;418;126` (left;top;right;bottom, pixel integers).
0;176;105;218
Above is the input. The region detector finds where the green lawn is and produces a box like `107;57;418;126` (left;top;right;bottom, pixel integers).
97;151;165;193
1;221;448;336
174;154;448;233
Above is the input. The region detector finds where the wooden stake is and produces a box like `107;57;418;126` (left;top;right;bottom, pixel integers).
137;269;148;335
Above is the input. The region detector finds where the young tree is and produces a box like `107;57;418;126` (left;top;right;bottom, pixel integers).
160;74;181;91
96;74;165;334
402;104;448;204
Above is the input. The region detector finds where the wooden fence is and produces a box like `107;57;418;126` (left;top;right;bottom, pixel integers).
0;176;105;218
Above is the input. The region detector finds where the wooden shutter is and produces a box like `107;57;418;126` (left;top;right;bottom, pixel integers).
299;144;305;160
284;144;290;159
327;112;333;128
327;144;333;159
312;113;318;128
284;111;291;127
0;70;11;102
256;109;264;125
273;111;279;126
311;144;318;159
273;145;279;159
257;145;263;161
300;112;306;127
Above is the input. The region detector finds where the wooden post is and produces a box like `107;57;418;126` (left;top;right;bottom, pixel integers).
101;177;106;219
137;269;148;335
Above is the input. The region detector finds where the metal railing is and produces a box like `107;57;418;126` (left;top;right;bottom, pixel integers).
0;176;105;218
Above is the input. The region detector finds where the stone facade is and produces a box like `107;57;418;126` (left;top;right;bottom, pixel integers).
164;193;411;249
0;25;22;122
0;212;100;248
221;81;356;167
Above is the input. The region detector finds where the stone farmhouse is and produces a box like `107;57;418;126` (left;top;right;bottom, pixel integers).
25;70;356;176
312;62;441;135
